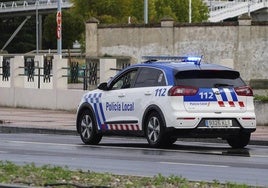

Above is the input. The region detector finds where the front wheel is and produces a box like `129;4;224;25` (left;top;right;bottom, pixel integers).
77;109;102;145
226;133;251;149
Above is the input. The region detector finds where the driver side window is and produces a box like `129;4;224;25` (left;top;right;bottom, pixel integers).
111;69;138;90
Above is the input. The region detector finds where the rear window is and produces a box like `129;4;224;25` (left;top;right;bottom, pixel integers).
174;70;246;88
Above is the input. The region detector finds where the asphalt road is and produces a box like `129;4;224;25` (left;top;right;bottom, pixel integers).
1;133;268;187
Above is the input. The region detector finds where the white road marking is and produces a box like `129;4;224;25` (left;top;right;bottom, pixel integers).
8;140;78;147
160;161;229;168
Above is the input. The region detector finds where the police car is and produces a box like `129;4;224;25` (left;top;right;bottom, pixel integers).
76;56;256;148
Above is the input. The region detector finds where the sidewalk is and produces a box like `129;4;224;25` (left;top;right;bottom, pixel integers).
0;107;76;135
0;107;268;145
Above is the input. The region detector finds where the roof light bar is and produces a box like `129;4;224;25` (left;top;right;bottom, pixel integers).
142;55;202;65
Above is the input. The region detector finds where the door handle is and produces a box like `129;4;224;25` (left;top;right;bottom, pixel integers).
118;93;125;97
144;91;152;96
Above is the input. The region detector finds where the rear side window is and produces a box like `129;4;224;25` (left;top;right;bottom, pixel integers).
175;70;246;88
134;67;166;87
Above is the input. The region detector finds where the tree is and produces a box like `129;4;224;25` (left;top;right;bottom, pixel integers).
71;0;208;24
43;10;84;50
155;0;208;23
0;16;36;53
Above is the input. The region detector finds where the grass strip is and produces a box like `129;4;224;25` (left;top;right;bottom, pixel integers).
0;161;251;188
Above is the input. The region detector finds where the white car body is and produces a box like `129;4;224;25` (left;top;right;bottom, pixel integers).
76;56;256;148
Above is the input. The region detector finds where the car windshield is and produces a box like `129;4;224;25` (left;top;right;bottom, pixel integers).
174;70;246;88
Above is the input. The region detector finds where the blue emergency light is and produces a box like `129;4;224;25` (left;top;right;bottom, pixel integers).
142;55;202;65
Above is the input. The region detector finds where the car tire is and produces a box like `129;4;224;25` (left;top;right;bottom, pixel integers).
145;111;167;148
227;133;251;149
163;137;177;147
77;109;102;145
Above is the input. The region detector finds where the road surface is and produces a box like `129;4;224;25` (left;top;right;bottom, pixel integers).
0;133;268;187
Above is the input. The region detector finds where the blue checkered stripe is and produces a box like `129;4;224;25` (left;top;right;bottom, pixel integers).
86;93;101;103
86;93;107;130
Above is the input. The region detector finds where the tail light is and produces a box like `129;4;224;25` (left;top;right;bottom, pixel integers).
168;86;198;96
235;86;253;96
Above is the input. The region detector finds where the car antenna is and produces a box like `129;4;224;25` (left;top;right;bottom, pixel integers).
197;55;203;65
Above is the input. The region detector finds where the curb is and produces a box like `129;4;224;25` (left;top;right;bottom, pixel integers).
0;183;38;188
0;125;77;136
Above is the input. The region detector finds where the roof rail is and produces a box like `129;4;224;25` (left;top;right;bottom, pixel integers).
142;55;202;65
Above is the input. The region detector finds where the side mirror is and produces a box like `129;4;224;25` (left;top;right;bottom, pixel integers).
98;82;108;90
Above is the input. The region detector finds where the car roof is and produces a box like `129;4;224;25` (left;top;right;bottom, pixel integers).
122;58;237;86
109;57;239;87
130;60;234;72
128;56;234;71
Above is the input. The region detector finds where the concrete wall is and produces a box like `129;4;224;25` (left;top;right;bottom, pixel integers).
0;55;125;110
85;18;268;95
255;101;268;126
0;55;86;110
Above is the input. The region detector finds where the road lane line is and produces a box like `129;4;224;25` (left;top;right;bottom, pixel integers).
8;140;78;147
160;161;229;168
251;155;268;158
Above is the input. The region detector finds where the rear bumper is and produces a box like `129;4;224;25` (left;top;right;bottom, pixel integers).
166;127;256;139
166;111;256;130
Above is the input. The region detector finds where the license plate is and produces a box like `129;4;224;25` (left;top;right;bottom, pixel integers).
205;119;232;128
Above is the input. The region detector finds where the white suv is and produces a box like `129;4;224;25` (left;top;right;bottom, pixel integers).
76;56;256;148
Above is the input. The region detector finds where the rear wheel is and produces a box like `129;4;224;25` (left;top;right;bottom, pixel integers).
77;109;102;145
227;133;251;149
164;137;177;146
145;111;167;148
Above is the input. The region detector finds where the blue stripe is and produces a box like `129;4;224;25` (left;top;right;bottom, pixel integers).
219;88;228;101
93;103;102;129
98;93;107;129
86;92;105;129
184;88;217;101
99;103;107;129
93;93;98;103
230;88;238;101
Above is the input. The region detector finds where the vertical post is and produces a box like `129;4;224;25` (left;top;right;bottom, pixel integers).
189;0;192;23
248;0;251;17
144;0;148;24
57;0;62;57
39;15;42;51
36;61;40;89
36;0;39;54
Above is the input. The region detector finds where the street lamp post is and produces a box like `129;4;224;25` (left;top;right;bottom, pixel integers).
248;0;251;17
189;0;192;23
144;0;148;24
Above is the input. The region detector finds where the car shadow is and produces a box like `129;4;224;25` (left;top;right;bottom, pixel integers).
97;139;251;157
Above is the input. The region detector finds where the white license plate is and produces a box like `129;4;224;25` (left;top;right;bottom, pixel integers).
205;119;232;127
